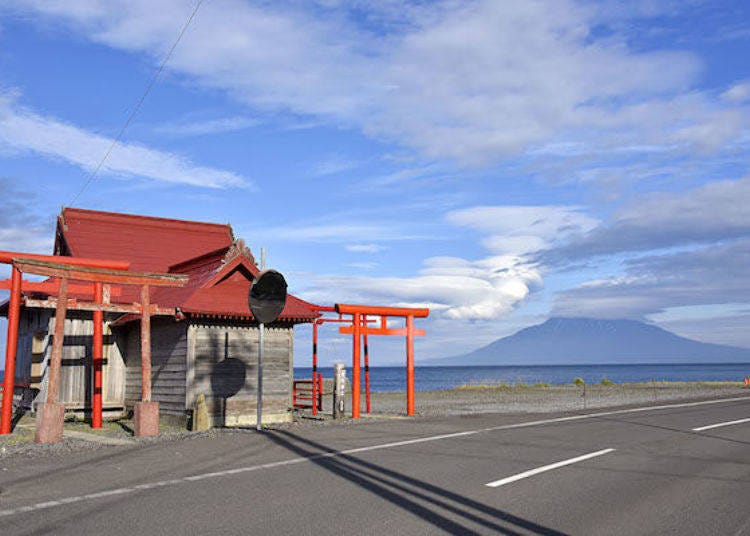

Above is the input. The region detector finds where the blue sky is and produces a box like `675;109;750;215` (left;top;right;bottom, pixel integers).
0;0;749;365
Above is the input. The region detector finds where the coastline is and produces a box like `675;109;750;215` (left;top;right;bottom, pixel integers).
346;381;750;417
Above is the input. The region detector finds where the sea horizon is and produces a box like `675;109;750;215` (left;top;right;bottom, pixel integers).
295;362;750;392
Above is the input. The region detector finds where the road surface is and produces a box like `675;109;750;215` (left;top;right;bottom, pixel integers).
1;395;750;535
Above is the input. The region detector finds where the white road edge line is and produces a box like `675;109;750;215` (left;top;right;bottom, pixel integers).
692;417;750;432
486;448;616;488
0;395;747;518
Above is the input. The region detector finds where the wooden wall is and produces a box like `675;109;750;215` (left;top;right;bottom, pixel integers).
188;321;294;426
15;309;52;388
16;309;296;426
123;318;188;416
16;309;127;411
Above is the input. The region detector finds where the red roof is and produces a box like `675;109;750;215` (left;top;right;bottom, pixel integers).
47;208;318;323
56;208;235;272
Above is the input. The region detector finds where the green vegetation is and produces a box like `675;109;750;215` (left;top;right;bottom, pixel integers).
573;377;585;387
601;378;614;386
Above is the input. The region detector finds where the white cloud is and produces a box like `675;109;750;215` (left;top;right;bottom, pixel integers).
346;261;378;271
447;205;599;254
313;155;361;177
7;0;745;165
0;226;52;253
0;92;249;189
292;204;598;320
300;254;542;320
252;222;437;243
722;81;750;104
154;116;260;137
546;176;750;261
345;244;386;253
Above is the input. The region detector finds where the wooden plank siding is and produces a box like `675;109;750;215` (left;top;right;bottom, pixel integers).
188;321;294;426
15;309;127;412
15;310;297;426
123;318;188;416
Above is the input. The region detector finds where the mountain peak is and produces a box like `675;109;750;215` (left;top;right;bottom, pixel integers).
423;317;750;366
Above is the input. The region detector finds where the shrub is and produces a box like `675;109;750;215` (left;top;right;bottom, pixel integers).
533;382;551;388
573;377;585;387
601;378;614;386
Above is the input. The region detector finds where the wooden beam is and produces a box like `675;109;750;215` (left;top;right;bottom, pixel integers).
23;297;176;316
12;258;188;287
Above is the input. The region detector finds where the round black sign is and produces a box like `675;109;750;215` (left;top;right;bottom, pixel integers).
248;269;288;324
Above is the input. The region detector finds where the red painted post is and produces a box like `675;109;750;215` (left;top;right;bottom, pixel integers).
352;313;361;418
317;373;323;411
46;278;69;405
364;323;371;414
406;315;415;416
92;282;103;428
140;285;151;402
0;267;22;434
311;320;318;416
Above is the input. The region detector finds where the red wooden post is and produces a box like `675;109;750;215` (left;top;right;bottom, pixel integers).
364;323;371;414
311;320;318;416
0;267;22;434
406;315;415;416
140;285;151;402
92;282;103;428
352;313;361;418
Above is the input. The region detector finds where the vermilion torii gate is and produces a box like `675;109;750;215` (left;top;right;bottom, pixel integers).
0;252;186;442
311;304;429;419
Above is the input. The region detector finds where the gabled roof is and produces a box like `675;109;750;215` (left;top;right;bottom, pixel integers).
155;244;317;322
56;207;236;272
41;208;318;324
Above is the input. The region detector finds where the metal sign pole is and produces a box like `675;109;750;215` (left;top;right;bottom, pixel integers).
247;257;286;434
257;322;264;431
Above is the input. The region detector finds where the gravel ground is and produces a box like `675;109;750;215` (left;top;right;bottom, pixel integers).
0;416;217;460
2;382;747;459
363;382;749;416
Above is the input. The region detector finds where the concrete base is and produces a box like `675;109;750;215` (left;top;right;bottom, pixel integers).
133;401;159;437
35;402;65;444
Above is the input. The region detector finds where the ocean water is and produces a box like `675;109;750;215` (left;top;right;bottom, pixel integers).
294;363;750;392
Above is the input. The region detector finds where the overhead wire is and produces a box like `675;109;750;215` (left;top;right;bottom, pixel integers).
68;0;206;206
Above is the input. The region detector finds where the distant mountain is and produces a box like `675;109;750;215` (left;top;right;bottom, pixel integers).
423;317;750;366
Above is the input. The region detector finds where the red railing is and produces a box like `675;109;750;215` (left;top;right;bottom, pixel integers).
293;374;323;412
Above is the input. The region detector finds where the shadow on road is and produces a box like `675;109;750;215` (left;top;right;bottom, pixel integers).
265;428;567;536
593;414;750;448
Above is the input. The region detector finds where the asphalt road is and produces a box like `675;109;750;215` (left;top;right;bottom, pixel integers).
1;395;750;535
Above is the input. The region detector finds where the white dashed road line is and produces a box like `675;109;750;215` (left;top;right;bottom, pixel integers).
485;448;616;488
692;417;750;432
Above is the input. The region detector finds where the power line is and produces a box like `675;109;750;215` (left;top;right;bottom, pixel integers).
69;0;206;206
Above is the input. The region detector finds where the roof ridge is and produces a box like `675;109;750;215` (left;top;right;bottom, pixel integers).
168;246;230;273
62;207;232;231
